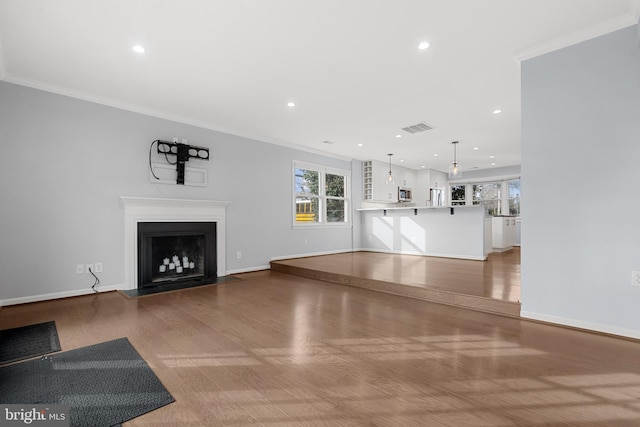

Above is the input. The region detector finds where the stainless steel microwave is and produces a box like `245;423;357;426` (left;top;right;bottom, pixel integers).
398;187;412;202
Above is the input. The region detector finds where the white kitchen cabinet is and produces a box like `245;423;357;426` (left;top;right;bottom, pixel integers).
492;216;516;250
363;160;398;202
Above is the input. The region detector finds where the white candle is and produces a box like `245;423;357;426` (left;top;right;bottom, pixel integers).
176;266;183;273
163;258;170;265
172;255;179;262
169;263;175;270
183;256;189;266
189;262;195;269
159;265;166;273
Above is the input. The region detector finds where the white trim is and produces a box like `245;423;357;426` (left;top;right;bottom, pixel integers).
0;284;122;307
270;248;354;261
121;197;231;290
521;310;640;340
514;14;638;61
0;74;353;162
227;265;271;274
360;247;487;261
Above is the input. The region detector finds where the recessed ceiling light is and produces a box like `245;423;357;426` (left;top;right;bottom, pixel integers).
433;153;439;157
357;143;363;147
418;41;430;50
493;109;502;114
473;147;479;150
491;162;496;166
132;45;145;53
287;102;296;107
489;155;496;159
421;165;426;168
395;134;402;138
400;159;405;162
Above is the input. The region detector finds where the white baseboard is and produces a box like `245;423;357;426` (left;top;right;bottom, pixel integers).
226;265;270;274
270;248;354;261
358;247;487;261
0;283;124;307
521;310;640;340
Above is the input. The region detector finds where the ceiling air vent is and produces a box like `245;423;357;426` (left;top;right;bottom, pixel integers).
402;121;434;134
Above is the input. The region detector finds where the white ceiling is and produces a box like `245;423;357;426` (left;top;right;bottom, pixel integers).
1;0;638;173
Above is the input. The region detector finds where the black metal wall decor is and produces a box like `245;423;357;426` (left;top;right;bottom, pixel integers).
151;139;210;185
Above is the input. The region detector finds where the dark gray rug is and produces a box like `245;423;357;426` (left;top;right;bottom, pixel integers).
0;320;61;365
0;337;174;427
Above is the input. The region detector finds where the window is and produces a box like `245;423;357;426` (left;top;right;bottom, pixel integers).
472;182;501;216
293;162;350;226
449;177;521;216
451;185;466;206
508;179;521;216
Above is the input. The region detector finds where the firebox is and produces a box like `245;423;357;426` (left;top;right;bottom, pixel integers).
137;222;216;288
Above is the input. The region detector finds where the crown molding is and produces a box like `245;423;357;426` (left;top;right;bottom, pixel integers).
515;13;639;62
0;73;354;163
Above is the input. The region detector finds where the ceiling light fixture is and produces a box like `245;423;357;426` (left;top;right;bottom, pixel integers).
357;143;363;147
132;45;145;53
386;153;394;185
418;41;430;50
493;109;502;114
287;102;296;107
448;141;462;179
395;134;402;138
473;147;479;150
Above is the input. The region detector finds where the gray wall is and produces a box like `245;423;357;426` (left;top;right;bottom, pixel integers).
521;25;640;338
0;82;356;302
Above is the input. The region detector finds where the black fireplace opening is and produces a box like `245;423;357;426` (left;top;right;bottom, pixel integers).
138;222;216;288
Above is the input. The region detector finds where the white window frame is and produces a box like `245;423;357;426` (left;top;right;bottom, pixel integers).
293;161;351;228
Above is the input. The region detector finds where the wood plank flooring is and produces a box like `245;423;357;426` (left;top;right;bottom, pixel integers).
271;249;521;317
2;268;640;426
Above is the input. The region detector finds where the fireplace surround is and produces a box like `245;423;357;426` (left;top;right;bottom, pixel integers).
121;197;230;290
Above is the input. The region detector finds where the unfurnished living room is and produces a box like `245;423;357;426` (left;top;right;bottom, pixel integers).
1;1;640;426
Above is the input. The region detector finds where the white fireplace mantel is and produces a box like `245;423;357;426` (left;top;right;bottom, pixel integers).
121;196;231;290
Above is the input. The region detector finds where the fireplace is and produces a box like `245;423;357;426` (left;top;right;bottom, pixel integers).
138;222;216;288
121;197;230;290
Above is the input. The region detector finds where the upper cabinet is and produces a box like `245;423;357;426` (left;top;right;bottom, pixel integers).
363;160;398;202
363;160;432;204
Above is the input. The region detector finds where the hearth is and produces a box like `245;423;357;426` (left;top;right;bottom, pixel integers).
138;222;216;288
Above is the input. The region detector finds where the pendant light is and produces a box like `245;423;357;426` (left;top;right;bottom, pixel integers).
448;141;462;179
386;154;394;184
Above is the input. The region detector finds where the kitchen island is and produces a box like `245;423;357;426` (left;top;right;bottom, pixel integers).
357;205;488;260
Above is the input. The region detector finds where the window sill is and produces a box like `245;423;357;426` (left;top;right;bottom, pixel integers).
293;223;352;230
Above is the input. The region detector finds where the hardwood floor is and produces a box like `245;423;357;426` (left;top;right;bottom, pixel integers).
3;266;640;426
272;249;521;317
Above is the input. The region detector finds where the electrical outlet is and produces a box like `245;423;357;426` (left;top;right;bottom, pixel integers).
236;251;242;259
76;264;84;274
94;262;103;273
632;271;640;287
86;264;93;273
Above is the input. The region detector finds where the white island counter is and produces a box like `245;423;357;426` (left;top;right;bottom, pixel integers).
356;205;488;260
